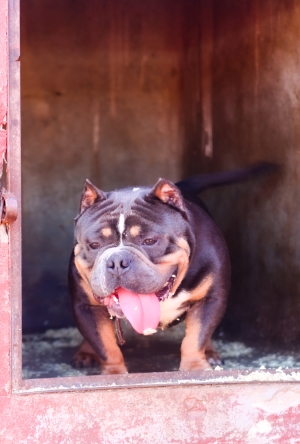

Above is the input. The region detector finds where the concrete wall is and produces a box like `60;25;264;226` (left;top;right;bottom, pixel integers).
21;0;300;343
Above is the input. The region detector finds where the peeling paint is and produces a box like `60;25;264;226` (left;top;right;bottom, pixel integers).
253;388;300;414
248;419;272;437
0;224;8;243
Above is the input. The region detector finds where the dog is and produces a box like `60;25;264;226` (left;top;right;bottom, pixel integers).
69;162;275;375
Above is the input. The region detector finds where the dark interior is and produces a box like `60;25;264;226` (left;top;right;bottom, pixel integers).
21;0;300;375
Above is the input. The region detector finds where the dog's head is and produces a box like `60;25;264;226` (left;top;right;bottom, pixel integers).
73;179;194;333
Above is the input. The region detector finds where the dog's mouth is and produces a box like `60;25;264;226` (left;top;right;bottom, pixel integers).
155;273;177;301
93;273;177;335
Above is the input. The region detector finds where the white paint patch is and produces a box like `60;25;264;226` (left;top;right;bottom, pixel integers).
159;290;190;327
253;388;300;414
133;187;140;191
4;381;10;394
0;225;8;243
248;420;272;437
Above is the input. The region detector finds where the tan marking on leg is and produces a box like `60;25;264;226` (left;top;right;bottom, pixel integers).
98;320;128;374
189;274;213;302
75;283;127;373
179;275;214;370
73;330;127;375
101;227;112;237
129;225;141;237
180;315;212;371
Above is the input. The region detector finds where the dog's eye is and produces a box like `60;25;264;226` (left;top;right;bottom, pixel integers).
142;238;157;246
89;242;100;250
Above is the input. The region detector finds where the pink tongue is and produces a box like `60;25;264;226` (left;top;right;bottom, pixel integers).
117;287;160;334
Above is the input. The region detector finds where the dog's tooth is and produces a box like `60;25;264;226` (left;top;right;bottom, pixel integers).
143;328;157;335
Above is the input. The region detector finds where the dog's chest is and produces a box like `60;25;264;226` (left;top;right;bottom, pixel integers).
159;290;190;328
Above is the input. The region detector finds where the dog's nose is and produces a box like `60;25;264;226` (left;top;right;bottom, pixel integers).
106;251;131;275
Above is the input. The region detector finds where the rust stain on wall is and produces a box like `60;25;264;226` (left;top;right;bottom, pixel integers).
204;0;300;343
0;0;9;398
0;0;7;177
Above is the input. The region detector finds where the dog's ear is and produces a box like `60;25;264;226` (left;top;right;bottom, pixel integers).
149;178;186;213
79;179;106;214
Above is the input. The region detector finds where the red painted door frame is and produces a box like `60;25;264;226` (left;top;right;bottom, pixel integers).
1;1;300;442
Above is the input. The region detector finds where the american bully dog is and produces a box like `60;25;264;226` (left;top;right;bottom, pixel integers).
69;163;274;374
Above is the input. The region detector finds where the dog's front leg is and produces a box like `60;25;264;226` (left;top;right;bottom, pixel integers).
179;285;227;371
73;303;128;375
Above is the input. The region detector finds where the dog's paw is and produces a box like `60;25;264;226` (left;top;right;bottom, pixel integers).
205;339;223;366
71;351;100;369
101;363;128;375
179;357;212;371
205;349;222;366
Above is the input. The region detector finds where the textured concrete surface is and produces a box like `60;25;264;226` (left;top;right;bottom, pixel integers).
23;326;300;379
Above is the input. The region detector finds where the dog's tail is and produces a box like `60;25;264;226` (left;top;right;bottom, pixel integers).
176;162;278;195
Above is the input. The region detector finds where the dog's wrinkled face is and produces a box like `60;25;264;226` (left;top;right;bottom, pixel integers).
74;179;193;334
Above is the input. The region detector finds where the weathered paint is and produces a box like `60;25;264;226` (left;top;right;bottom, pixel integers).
0;225;10;398
0;0;9;400
2;0;300;442
0;0;7;174
206;0;300;343
3;378;300;442
0;0;7;125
